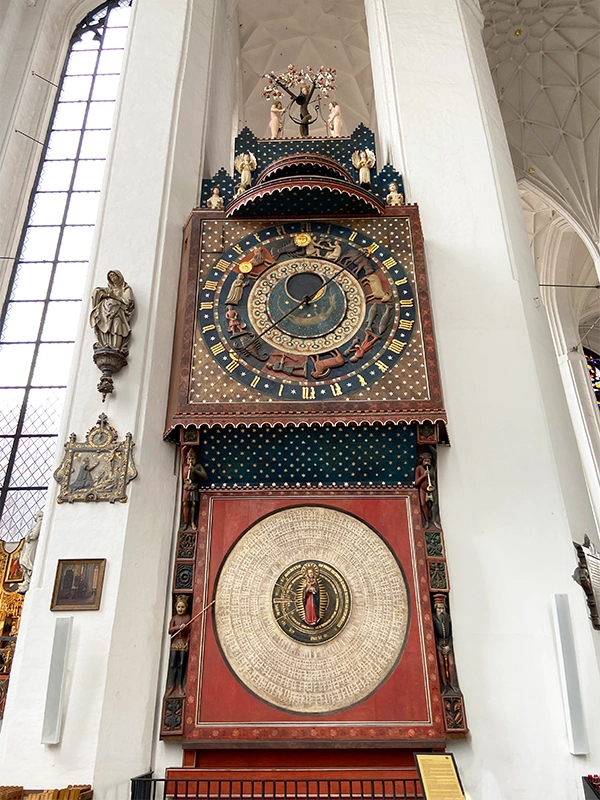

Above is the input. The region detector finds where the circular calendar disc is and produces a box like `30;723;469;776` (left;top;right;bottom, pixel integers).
214;506;409;714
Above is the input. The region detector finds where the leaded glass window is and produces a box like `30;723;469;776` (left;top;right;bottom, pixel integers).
0;1;132;541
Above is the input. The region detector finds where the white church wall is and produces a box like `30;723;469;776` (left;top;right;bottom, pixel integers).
0;0;599;796
0;0;218;793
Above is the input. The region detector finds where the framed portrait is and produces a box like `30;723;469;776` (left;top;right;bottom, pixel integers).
3;542;24;589
51;559;106;611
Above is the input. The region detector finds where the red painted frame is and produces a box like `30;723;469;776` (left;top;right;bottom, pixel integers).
182;489;445;749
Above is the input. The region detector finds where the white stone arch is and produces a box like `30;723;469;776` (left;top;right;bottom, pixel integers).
520;177;600;525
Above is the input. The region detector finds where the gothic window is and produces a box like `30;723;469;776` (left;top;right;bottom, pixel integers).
0;1;132;540
584;348;600;410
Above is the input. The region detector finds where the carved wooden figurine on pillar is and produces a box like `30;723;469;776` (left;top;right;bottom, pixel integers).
414;449;440;529
90;270;135;400
432;593;467;735
167;595;191;696
180;446;207;531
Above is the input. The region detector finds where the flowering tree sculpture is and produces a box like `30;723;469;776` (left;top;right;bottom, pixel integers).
262;65;337;138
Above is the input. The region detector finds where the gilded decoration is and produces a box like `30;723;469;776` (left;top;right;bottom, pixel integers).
214;505;409;714
53;414;137;504
0;543;25;718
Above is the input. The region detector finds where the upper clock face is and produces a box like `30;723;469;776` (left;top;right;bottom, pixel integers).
198;222;416;401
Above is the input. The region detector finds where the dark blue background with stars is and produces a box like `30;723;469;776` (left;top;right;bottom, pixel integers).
200;423;416;488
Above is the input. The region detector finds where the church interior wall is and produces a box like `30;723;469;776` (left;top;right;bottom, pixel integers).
0;0;598;797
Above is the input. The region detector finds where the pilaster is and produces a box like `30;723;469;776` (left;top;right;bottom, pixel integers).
0;0;218;792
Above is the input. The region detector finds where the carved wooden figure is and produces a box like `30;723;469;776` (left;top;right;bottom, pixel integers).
181;447;207;531
167;595;191;696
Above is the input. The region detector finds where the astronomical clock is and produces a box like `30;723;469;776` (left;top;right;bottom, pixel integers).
163;125;466;783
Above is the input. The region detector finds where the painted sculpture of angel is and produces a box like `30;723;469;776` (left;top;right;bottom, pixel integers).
351;149;376;189
234;152;257;196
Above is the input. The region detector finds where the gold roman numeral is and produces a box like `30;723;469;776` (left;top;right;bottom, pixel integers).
330;383;342;396
348;231;358;242
210;342;225;355
276;225;286;235
225;357;239;373
232;244;243;255
383;257;397;269
214;259;229;272
365;243;378;255
357;374;367;386
300;222;311;232
200;302;214;310
388;339;406;354
253;233;261;242
395;277;408;285
204;280;218;291
202;324;216;333
400;299;413;307
302;386;315;400
399;319;414;330
250;375;260;388
278;384;284;397
375;360;389;372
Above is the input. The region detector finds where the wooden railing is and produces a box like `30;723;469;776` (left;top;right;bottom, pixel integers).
130;778;424;800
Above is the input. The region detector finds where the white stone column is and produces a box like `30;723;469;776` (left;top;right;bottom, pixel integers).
365;1;600;797
0;0;218;793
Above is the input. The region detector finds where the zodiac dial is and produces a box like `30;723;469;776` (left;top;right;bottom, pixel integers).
199;223;417;400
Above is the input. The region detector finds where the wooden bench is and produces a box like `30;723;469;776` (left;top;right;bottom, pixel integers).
0;787;24;800
25;787;92;800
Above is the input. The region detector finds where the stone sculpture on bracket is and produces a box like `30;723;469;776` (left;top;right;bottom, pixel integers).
17;510;43;594
54;413;137;503
90;270;135;400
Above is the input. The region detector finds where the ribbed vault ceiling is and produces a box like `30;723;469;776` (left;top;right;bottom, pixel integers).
238;0;375;140
482;0;600;250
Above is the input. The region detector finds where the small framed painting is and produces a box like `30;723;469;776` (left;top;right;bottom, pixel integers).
51;559;106;611
3;542;24;588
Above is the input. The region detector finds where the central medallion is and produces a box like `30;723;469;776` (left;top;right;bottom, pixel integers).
272;560;351;644
248;258;365;355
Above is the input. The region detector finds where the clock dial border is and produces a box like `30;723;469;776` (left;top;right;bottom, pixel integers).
198;222;418;401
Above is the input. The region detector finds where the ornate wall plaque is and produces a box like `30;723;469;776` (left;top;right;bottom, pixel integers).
53;414;137;503
214;505;409;715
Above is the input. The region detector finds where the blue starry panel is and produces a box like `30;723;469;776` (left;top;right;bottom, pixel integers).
200;423;417;489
